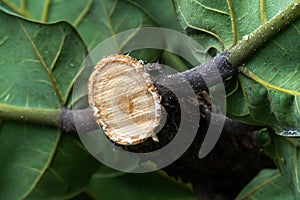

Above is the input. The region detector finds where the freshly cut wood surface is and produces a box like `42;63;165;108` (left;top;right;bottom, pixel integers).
88;55;161;145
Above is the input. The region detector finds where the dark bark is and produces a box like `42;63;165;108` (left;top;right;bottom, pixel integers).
61;95;274;200
146;52;236;92
61;52;237;134
163;115;275;199
60;52;274;199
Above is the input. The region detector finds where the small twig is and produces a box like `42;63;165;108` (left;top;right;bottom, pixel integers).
229;0;300;66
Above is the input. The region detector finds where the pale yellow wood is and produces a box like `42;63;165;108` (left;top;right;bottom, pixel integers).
88;55;161;145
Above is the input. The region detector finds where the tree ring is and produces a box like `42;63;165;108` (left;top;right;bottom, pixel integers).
88;54;161;145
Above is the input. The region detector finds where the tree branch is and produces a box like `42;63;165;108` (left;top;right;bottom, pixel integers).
0;1;298;136
229;0;300;66
2;3;297;197
60;107;263;135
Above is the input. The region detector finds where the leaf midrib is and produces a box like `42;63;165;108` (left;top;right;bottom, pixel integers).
18;19;64;105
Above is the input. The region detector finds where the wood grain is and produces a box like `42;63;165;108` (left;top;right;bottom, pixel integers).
88;55;161;145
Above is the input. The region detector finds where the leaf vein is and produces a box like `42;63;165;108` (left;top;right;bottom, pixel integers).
58;147;80;169
50;32;65;72
20;131;61;199
295;96;300;115
18;164;42;174
73;0;92;28
18;19;64;105
192;0;229;15
100;0;116;36
21;0;26;11
23;59;41;64
0;36;8;45
272;39;290;56
239;67;300;96
0;86;13;100
281;70;298;88
34;79;52;87
260;0;267;24
296;147;300;193
178;7;225;49
292;24;300;34
41;0;51;22
226;0;238;47
49;167;68;187
267;88;282;126
65;53;86;102
109;0;118;16
0;0;32;18
118;27;142;53
125;0;160;26
240;172;281;199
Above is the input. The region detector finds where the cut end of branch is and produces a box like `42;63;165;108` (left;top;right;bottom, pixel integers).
88;54;162;145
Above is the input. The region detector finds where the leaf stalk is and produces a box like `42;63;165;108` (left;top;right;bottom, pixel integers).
229;0;300;66
0;104;61;127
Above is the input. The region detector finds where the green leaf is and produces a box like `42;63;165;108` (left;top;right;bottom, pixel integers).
257;130;300;199
173;0;300;134
1;0;185;107
173;1;300;197
173;0;292;51
236;169;293;200
227;16;300;134
0;10;97;199
26;135;99;200
0;0;158;50
85;167;197;200
0;122;60;200
73;0;157;50
0;13;86;108
130;0;181;30
172;0;231;52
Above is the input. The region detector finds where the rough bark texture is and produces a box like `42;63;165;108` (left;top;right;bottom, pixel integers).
61;52;274;199
163;115;275;199
61;87;275;199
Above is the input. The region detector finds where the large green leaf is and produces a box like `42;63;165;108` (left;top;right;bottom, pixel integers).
236;169;293;200
0;10;97;199
173;0;291;51
227;14;300;134
257;130;300;199
131;0;180;30
71;0;157;50
0;1;169;107
85;167;197;200
173;0;300;198
173;0;300;133
0;0;158;50
26;135;99;200
0;0;188;107
0;122;59;200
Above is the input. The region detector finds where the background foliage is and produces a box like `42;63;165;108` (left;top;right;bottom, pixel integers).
0;0;299;199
